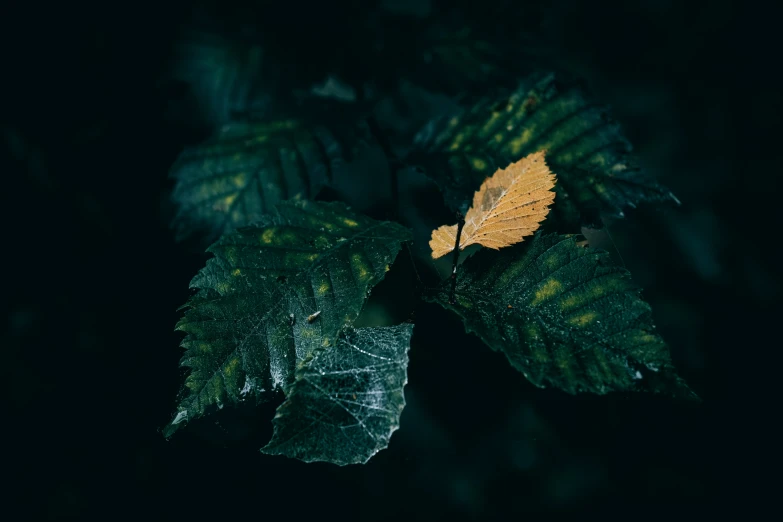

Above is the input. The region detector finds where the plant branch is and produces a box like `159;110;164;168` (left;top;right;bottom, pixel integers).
449;212;465;305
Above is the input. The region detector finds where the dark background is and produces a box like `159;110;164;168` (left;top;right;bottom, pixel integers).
3;0;770;519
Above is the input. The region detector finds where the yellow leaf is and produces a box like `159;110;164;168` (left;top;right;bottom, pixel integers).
430;151;556;259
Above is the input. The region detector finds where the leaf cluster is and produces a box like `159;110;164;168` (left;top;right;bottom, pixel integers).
161;2;697;465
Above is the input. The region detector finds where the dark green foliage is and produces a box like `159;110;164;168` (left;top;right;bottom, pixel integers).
406;23;518;96
263;324;413;465
159;3;698;467
170;120;368;241
427;234;697;399
411;72;679;229
168;29;279;127
164;200;411;438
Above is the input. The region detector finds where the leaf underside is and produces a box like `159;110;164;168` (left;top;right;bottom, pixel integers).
262;324;413;465
428;233;697;399
164;200;411;438
170;120;366;242
412;72;678;230
429;150;556;258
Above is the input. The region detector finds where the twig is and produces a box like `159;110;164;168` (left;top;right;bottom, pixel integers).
404;242;423;293
449;212;466;305
603;224;627;268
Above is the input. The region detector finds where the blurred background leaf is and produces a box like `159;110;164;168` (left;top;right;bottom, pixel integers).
165;28;280;129
169;119;371;242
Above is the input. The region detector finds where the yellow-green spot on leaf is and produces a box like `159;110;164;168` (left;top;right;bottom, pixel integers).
630;332;660;345
611;163;629;173
479;112;502;137
231;268;241;276
216;281;231;294
507;128;535;156
587;278;630;300
449;132;466;152
567;310;599;327
215;194;237;211
560;294;583;312
343;218;359;227
316;282;330;296
261;229;275;245
223;357;240;378
494;133;504;143
284;252;318;266
232;172;248;187
471;157;487;171
530;279;562;306
351;254;370;280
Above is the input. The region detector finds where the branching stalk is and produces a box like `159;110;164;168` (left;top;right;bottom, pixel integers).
449;212;465;304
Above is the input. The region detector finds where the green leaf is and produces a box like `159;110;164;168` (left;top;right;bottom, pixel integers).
164;200;411;438
427;233;697;400
170;119;367;242
412;72;678;229
262;324;413;465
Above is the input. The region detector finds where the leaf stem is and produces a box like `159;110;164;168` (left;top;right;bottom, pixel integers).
449;212;465;305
